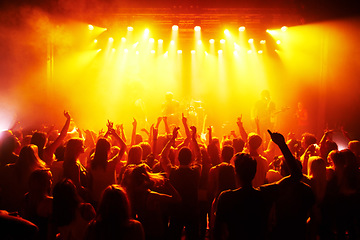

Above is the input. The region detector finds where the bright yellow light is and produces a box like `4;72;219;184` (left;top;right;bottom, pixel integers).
197;40;202;45
234;43;240;50
239;26;245;32
172;25;179;31
127;26;133;31
260;40;266;44
158;39;163;44
194;26;201;32
233;51;238;55
209;39;215;44
151;50;156;54
177;50;182;54
220;39;225;44
133;42;138;48
121;37;126;42
205;51;208;56
281;26;288;32
248;38;254;44
97;49;102;52
191;50;196;54
149;38;155;43
94;39;98;43
109;37;114;42
266;29;278;35
224;29;230;36
124;49;129;53
276;40;281;44
170;40;175;45
135;51;139;55
247;50;252;54
258;50;263;54
164;51;168;57
112;48;116;52
144;28;150;35
88;24;94;30
218;50;223;54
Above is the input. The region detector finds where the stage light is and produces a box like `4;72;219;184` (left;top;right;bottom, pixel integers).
258;50;263;54
170;40;175;45
136;51;139;55
121;37;126;42
194;26;201;32
112;48;116;52
172;25;179;31
177;50;182;54
239;26;245;32
209;39;215;44
276;40;281;44
149;38;155;43
234;43;240;50
127;26;133;31
94;39;98;43
88;24;94;30
124;49;129;53
205;51;209;56
144;28;150;35
158;39;163;44
233;51;238;56
260;40;266;44
133;42;139;48
218;50;223;54
247;50;252;54
109;37;114;42
248;38;254;44
191;50;196;54
224;29;230;36
197;40;202;45
164;51;168;57
97;49;102;52
151;50;156;54
281;26;288;32
220;39;225;44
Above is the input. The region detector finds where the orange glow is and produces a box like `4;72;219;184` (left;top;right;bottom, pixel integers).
239;26;245;31
194;26;201;32
172;25;179;31
88;24;94;30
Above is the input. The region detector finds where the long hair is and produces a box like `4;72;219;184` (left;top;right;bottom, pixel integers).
91;138;110;171
97;185;131;225
52;179;80;227
16;144;46;180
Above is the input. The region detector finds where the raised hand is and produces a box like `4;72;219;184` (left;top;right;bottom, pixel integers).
64;111;71;120
236;115;243;127
190;126;197;139
132;118;137;127
267;130;286;146
172;126;180;139
182;113;187;125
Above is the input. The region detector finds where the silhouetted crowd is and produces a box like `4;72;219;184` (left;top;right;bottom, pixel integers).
1;111;360;240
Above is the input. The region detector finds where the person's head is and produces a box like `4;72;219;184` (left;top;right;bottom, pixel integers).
207;142;220;166
127;145;143;165
91;138;111;170
248;133;262;151
287;139;301;155
232;138;245;153
327;150;342;169
97;185;131;224
28;169;52;196
234;153;257;186
308;156;326;179
165;92;174;102
52;179;80;227
134;134;143;145
17;144;46;173
178;147;192;166
30;132;47;151
139;142;151;160
64;138;84;162
0;130;19;155
55;144;65;162
221;145;234;163
348;140;360;157
301;133;317;150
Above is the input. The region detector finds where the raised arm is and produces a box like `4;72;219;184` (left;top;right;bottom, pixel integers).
267;130;302;180
190;126;201;164
163;116;170;135
237;115;248;144
182;113;191;139
107;121;127;164
160;127;179;176
44;111;71;166
207;126;213;145
130;118;137;146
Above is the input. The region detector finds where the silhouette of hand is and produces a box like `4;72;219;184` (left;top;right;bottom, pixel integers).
64;111;71;120
132;118;137;127
236;115;243;127
172;126;180;139
163;116;168;122
267;130;285;145
182;113;187;124
190;126;197;139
